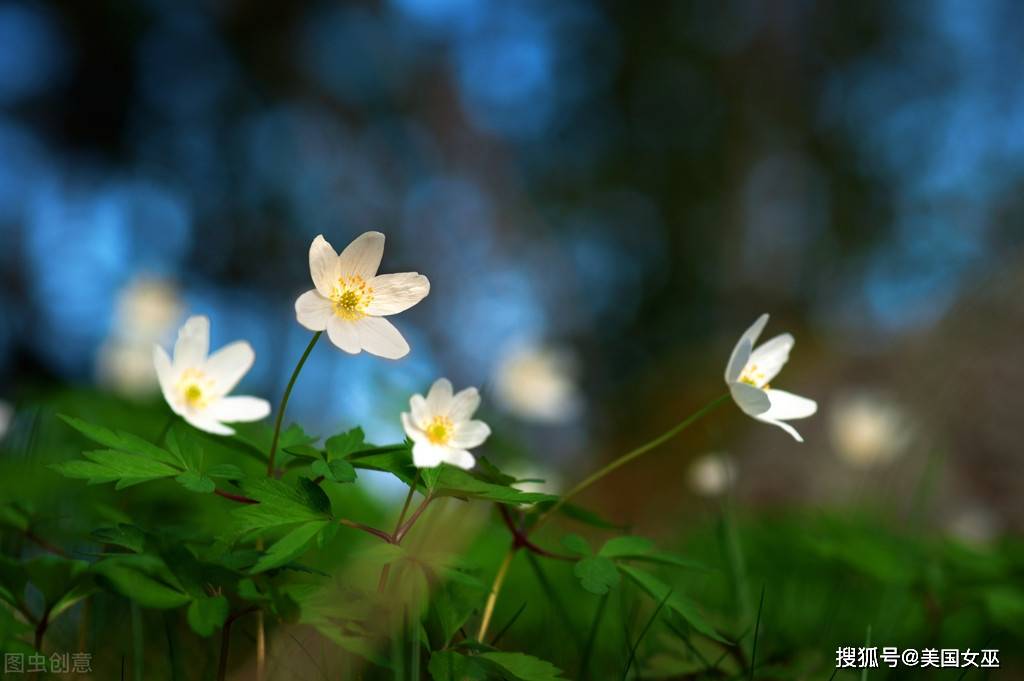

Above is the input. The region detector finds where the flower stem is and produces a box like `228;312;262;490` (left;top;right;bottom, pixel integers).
476;545;516;642
266;331;322;477
532;393;730;532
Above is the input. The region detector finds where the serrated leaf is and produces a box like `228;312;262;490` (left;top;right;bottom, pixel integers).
165;425;203;469
284;444;321;459
325;427;366;459
472;457;518;486
91;524;146;553
93;556;191;609
528;501;625;530
311;458;357;483
176;470;215;494
348;445;418;484
59;415;182;468
250;521;328;573
51;449;182;488
187;595;229;636
561;533;591;556
233;477;332;532
596;536;707;570
428;650;489;680
574;556;619;595
619;565;725;643
431;466;557;506
478;651;566;680
206;464;244;479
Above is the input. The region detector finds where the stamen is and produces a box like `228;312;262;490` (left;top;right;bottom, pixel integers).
331;275;374;320
425;415;454;446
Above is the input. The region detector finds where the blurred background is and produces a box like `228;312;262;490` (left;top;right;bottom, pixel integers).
2;0;1023;541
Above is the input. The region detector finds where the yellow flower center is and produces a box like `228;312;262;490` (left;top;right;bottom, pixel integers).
425;416;454;446
330;275;374;321
176;368;213;408
739;363;768;388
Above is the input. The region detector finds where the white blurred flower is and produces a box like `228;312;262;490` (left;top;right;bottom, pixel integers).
401;378;491;470
829;391;912;468
153;315;271;435
0;401;12;441
295;232;430;359
493;344;580;423
112;277;184;343
97;276;184;397
948;507;1001;547
725;313;817;442
688;453;736;496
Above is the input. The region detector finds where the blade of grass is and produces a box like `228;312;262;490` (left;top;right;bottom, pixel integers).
749;585;765;681
580;594;609;681
491;601;527;647
622;589;672;681
525;553;584;651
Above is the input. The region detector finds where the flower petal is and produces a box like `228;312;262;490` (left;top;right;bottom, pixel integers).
402;412;428;443
762;389;817;420
203;341;255;397
153;344;181;415
356;316;410;359
207;396;271;423
409;395;430;428
174;315;210;370
729;382;771;416
309;234;340;297
295;290;332;331
338;231;385;279
449;420;490;449
724;313;768;383
748;333;794;386
449;387;480;422
753;415;804;442
412;441;444;468
365;272;430;316
327;317;361;354
426;378;454;413
443;448;476;470
182;411;235;436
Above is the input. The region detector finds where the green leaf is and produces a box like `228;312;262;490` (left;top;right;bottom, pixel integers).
325;427;365;460
348;445;418;484
93;556;191;609
284;444;321;459
561;533;591;556
233;477;332;532
311;458;357;484
529;501;625;530
598;536;654;557
165;425;203;469
187;595;229;636
52;449;183;488
472;457;518;486
619;565;725;643
478;652;566;680
206;464;244;480
426;576;486;648
431;466;558;506
251;521;328;573
175;470;216;494
574;556;620;595
0;556;27;609
91;524;146;553
428;650;489;681
59;415;183;468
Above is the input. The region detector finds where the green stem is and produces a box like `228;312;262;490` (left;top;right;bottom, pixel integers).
534;393;730;531
266;331;322;477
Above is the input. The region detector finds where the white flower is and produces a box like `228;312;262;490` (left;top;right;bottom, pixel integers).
153;315;271;436
829;391;912;468
97;276;184;398
294;232;430;359
725;313;817;442
688;453;736;497
493;343;581;423
401;378;491;470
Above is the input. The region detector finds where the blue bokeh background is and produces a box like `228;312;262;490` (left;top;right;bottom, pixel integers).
2;0;1023;516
